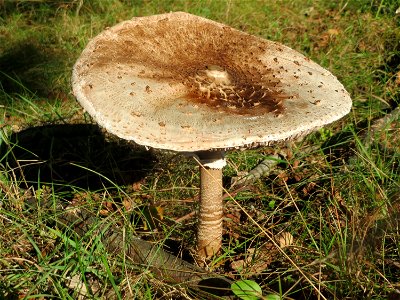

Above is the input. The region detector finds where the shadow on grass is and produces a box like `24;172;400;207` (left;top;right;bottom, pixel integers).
0;41;69;99
1;124;156;191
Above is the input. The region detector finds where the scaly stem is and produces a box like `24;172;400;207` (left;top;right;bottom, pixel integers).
196;151;225;258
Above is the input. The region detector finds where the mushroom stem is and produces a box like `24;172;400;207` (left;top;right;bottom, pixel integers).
196;151;225;258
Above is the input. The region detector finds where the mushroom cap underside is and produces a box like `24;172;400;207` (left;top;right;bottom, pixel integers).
72;12;352;152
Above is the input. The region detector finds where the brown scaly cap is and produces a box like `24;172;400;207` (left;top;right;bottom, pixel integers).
72;12;352;152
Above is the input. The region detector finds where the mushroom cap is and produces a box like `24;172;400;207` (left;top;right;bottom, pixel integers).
72;12;352;152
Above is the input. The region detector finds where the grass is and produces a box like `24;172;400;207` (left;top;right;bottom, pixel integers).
1;0;400;299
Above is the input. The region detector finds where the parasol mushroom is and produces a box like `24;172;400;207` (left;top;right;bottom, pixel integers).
72;12;352;259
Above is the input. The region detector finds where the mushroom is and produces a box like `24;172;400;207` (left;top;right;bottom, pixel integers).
72;12;352;258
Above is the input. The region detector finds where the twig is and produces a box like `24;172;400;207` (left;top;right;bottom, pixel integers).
175;211;196;223
231;153;284;188
363;107;400;147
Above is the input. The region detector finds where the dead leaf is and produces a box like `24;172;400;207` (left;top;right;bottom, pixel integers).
103;201;113;209
99;201;114;216
132;181;143;191
278;172;289;182
231;244;276;275
122;198;133;211
99;209;110;216
12;237;32;254
231;259;246;272
276;232;294;248
302;181;317;196
292;160;300;169
327;28;339;35
294;174;303;182
315;28;340;49
358;40;367;51
231;248;256;272
66;275;89;300
225;211;241;224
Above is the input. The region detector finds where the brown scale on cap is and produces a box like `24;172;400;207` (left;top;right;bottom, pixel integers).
88;16;291;116
185;64;287;115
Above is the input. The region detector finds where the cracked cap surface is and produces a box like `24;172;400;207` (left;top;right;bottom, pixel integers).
72;12;352;152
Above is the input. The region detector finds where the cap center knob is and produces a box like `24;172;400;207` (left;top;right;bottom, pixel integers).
204;65;231;86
